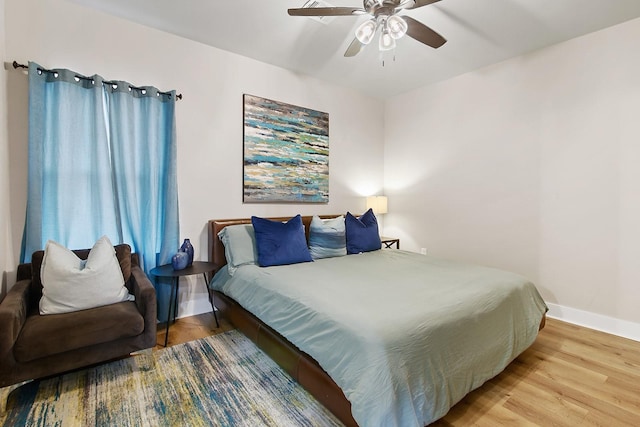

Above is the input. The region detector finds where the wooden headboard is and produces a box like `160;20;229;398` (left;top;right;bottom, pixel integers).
208;215;340;267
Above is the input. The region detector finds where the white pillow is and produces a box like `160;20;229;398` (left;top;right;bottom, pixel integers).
39;236;134;315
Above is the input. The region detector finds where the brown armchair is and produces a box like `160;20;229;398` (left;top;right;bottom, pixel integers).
0;244;157;411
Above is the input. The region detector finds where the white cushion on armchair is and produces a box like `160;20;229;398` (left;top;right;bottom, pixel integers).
39;236;133;315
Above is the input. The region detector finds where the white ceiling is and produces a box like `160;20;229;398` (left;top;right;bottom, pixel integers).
69;0;640;99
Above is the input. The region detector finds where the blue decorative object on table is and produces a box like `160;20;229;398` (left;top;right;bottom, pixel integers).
171;252;189;270
180;238;194;266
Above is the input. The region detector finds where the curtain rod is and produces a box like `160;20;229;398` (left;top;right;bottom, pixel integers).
12;61;183;100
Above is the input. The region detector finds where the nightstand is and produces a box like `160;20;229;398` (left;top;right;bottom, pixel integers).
150;261;220;346
380;236;399;249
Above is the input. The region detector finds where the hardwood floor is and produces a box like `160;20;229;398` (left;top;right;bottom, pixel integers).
156;314;640;426
433;318;640;426
154;312;233;350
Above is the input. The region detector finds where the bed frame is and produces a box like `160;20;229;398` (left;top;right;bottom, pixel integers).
208;216;546;427
208;216;358;426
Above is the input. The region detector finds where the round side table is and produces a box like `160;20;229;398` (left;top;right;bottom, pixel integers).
150;261;220;347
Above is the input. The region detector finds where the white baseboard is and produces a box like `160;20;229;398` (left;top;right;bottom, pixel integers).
177;298;213;320
546;302;640;343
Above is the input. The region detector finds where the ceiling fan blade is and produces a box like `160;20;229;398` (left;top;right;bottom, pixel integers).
288;7;365;17
404;16;446;48
405;0;441;10
344;38;364;57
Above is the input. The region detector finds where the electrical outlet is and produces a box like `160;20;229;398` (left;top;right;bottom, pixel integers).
420;248;427;255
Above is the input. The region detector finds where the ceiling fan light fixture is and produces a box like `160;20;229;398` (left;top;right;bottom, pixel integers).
289;0;447;58
379;28;396;51
387;15;408;39
355;19;377;44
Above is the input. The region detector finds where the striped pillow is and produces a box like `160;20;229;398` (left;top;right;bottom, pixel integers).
309;215;347;260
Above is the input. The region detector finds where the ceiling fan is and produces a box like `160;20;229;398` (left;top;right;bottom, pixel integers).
288;0;446;57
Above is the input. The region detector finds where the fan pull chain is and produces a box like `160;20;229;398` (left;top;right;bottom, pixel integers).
381;53;397;67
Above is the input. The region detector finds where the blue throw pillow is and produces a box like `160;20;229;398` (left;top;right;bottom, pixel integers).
309;215;346;260
251;215;313;267
345;209;381;254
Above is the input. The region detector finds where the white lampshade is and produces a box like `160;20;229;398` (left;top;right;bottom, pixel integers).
378;29;396;51
366;196;388;215
355;19;377;45
387;15;408;40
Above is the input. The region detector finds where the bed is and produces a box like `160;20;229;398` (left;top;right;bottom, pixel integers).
207;216;547;427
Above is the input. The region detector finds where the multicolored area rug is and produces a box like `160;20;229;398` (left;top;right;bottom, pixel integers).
1;330;343;426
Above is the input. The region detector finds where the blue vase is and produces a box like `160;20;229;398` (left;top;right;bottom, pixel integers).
171;252;189;270
180;238;194;266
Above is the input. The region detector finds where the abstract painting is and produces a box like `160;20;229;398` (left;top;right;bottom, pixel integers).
243;94;329;203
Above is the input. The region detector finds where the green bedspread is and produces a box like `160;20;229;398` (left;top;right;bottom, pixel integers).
210;250;547;427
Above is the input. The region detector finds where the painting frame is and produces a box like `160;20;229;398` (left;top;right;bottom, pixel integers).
242;94;329;204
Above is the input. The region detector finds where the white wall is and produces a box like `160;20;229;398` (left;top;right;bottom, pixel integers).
0;0;10;298
3;0;384;317
385;17;640;339
7;0;637;340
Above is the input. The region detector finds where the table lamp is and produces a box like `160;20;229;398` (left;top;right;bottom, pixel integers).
366;196;388;215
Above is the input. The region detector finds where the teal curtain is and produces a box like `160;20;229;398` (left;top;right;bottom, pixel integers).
22;62;179;321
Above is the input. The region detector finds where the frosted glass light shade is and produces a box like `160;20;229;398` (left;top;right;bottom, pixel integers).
355;19;377;45
379;30;396;51
366;196;388;215
387;15;408;39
